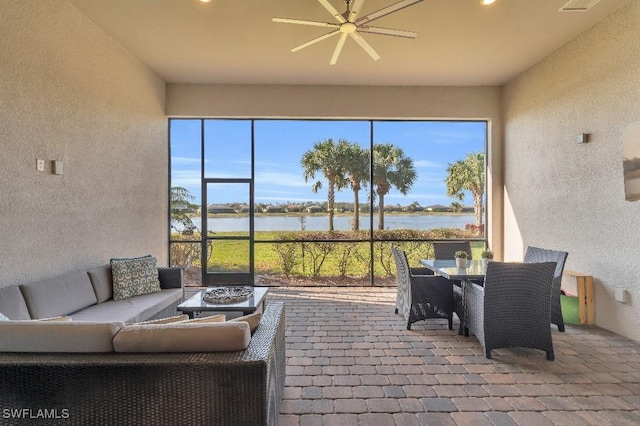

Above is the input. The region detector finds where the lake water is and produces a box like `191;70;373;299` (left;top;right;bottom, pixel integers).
185;214;473;232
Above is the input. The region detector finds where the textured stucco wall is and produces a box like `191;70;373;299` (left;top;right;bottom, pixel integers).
167;84;505;258
0;1;167;285
503;1;640;340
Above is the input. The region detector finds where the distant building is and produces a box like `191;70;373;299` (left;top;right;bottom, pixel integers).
425;204;449;212
384;204;402;212
207;204;236;214
234;204;249;213
264;205;285;213
306;205;324;213
286;203;303;212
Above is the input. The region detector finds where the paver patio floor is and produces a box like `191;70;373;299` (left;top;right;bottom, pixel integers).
262;286;640;426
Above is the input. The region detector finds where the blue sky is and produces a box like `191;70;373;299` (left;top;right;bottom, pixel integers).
170;119;486;207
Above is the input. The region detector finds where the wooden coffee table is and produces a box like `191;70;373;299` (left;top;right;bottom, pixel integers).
177;286;269;319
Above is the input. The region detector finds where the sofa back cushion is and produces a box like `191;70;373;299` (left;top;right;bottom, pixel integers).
113;321;250;353
0;321;124;353
0;286;32;320
87;264;113;303
20;271;98;319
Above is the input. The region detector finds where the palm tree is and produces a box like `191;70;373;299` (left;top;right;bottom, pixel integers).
372;143;417;230
445;152;485;225
449;201;463;213
342;143;370;230
170;186;196;234
301;139;349;231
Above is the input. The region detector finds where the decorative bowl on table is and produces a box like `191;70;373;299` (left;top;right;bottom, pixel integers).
202;286;254;304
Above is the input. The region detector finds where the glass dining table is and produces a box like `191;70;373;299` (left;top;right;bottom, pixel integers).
419;259;486;334
419;259;486;281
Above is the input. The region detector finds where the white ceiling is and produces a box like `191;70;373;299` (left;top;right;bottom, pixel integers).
67;0;629;86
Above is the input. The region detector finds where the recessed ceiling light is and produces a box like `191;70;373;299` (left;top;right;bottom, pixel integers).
200;0;211;3
481;0;497;5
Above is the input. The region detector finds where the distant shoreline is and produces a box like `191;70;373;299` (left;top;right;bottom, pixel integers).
192;212;474;219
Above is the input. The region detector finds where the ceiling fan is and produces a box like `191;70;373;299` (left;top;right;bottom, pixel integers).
273;0;423;65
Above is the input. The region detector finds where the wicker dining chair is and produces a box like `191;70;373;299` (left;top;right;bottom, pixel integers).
524;246;569;332
392;247;454;330
432;241;473;334
463;261;557;360
433;241;473;260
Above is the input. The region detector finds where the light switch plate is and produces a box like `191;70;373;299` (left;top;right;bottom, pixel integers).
36;159;45;172
615;288;628;303
53;160;63;175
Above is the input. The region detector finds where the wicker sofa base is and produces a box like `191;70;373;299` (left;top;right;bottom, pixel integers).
0;302;286;426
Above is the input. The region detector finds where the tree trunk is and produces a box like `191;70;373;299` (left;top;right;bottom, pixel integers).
377;192;385;230
474;191;483;225
328;183;335;231
352;189;360;231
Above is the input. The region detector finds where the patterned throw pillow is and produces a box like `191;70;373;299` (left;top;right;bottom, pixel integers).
111;255;162;301
0;312;9;321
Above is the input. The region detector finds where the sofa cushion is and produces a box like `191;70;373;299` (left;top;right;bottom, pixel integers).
0;286;31;320
20;271;98;319
69;288;183;323
37;316;72;322
111;256;162;301
182;314;226;323
230;311;262;334
135;314;189;325
113;321;250;353
0;321;124;353
87;264;113;303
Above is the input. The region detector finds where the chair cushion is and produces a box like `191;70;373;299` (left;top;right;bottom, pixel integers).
87;264;113;303
20;271;98;319
0;286;32;320
0;321;124;353
113;321;250;353
111;256;162;301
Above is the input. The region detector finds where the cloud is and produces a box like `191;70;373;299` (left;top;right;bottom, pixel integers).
385;192;448;201
255;195;325;203
255;170;310;188
413;159;441;168
172;156;204;165
171;170;201;187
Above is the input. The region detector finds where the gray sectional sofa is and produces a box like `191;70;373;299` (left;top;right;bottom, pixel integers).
0;265;286;425
0;264;184;323
0;302;286;425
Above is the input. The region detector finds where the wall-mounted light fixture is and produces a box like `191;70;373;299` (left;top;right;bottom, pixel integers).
577;133;589;144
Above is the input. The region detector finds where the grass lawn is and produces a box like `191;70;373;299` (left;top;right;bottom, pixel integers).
172;230;485;282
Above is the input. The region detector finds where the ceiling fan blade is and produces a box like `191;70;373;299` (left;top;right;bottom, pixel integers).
291;30;341;52
318;0;347;23
330;32;348;65
349;31;380;61
348;0;365;22
273;17;340;28
357;25;417;39
356;0;423;25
